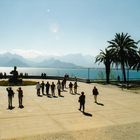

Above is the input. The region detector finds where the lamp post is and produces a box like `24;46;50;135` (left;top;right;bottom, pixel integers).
87;68;90;83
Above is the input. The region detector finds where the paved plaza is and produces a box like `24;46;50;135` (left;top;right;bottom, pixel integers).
0;79;140;140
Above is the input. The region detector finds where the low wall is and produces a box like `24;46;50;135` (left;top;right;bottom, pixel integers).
0;75;88;83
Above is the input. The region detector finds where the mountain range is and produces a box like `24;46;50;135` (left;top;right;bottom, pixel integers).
0;52;100;68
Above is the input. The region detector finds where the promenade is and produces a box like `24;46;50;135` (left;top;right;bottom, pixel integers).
0;79;140;140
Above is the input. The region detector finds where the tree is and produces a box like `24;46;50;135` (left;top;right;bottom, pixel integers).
108;33;138;83
95;48;112;83
130;48;140;71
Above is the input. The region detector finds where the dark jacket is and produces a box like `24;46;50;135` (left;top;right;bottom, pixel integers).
79;94;85;104
92;88;99;95
17;89;23;98
7;88;14;97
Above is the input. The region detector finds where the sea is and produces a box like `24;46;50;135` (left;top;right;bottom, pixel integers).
0;67;140;80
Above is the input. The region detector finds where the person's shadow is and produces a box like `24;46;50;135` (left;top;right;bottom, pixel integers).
59;95;64;97
47;94;52;98
62;90;67;92
53;95;58;98
83;112;92;117
95;102;104;106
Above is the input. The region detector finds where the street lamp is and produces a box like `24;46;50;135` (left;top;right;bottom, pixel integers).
87;68;90;83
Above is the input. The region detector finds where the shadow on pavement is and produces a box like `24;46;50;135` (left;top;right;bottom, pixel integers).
83;112;92;117
96;102;104;106
59;95;64;97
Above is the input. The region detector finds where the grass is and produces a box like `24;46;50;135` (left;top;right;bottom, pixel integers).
0;80;37;86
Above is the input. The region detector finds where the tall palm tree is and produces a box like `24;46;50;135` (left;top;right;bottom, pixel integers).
95;48;112;83
108;33;138;83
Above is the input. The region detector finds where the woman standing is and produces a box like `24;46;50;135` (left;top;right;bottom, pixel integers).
92;86;99;103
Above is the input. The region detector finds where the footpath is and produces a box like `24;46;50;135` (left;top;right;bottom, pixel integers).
0;80;140;140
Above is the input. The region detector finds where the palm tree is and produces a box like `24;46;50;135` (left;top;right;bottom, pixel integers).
95;48;112;83
130;48;140;71
108;33;138;83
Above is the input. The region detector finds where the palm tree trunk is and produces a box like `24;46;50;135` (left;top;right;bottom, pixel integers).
121;62;126;83
105;64;110;84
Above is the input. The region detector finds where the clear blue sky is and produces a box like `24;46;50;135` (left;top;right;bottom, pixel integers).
0;0;140;58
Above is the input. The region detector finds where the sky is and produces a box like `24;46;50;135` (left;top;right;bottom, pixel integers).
0;0;140;58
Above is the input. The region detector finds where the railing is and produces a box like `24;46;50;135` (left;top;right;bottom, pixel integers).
0;67;140;81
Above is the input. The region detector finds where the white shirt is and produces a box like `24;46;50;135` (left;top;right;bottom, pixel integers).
36;83;41;89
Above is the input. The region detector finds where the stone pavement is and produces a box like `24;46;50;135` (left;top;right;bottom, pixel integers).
0;80;140;140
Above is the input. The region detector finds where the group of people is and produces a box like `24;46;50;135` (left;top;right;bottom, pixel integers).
69;81;78;94
3;67;100;112
0;72;6;79
4;80;99;113
36;79;71;97
35;75;68;97
6;87;24;110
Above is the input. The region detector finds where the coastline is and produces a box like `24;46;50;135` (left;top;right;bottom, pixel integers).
0;66;140;80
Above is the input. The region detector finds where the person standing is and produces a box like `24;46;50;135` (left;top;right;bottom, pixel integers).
17;87;24;108
36;82;41;96
6;87;14;109
74;81;78;94
92;86;99;103
41;81;45;95
51;82;56;97
45;81;50;95
69;82;73;94
63;77;66;89
61;80;65;91
57;80;61;96
78;92;85;112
